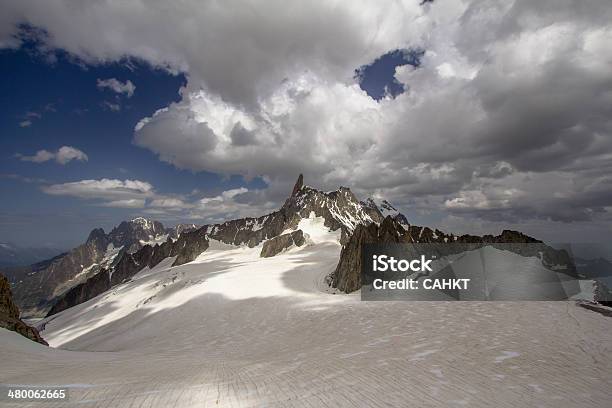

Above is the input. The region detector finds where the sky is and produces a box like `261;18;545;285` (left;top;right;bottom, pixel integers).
1;0;611;249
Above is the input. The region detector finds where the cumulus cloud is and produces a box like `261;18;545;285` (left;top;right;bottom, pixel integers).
17;146;88;164
96;78;135;98
0;0;425;107
3;0;612;240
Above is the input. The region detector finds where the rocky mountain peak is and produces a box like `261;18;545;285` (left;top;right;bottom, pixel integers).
130;217;158;230
86;228;107;244
291;174;304;196
281;179;376;233
108;218;166;251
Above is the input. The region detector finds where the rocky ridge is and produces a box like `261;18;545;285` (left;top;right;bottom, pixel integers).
8;218;198;317
260;230;306;258
0;273;47;345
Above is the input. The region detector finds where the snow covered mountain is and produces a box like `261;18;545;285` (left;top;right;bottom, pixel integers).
46;175;379;315
44;175;608;317
7;218;198;317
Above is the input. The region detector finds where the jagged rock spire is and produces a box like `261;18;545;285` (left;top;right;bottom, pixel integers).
291;174;304;196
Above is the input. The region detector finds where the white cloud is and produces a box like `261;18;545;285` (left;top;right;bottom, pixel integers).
55;146;89;164
96;78;135;98
3;0;612;240
190;187;264;221
39;178;259;219
0;0;426;107
17;146;88;165
134;73;381;184
42;179;154;201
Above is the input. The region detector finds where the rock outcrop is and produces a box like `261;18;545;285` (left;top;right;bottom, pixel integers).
329;217;579;294
0;274;47;345
260;230;305;257
329;217;411;293
291;174;304;196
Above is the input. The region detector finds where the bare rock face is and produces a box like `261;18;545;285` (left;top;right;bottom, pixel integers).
0;274;47;345
46;269;112;317
291;173;304;196
329;217;411;293
260;230;305;258
171;228;210;266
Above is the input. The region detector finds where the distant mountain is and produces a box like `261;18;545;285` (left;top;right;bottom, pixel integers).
0;242;64;268
7;218;198;317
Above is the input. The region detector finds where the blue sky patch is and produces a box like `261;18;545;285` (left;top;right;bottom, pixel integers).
355;49;424;101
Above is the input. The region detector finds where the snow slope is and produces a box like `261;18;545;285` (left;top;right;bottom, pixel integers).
1;216;611;407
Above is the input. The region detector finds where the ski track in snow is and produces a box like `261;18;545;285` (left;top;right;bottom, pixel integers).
1;216;612;407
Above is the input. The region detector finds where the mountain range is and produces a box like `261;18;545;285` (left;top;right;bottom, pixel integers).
3;174;610;324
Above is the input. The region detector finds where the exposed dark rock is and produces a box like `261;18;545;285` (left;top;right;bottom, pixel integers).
168;223;200;240
291;174;304;196
329;217;411;293
46;269;112;317
0;274;47;345
171;228;210;266
577;301;612;317
260;230;305;258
